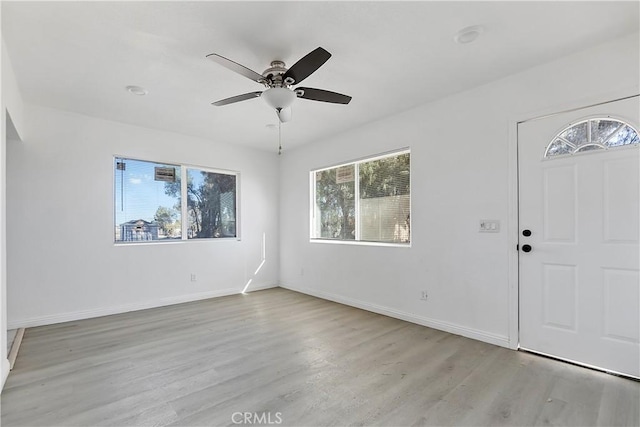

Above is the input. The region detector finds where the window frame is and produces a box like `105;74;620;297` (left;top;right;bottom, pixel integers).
113;155;240;245
310;148;411;247
544;117;639;159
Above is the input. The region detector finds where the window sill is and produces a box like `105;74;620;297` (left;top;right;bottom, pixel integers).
114;237;241;246
310;238;411;248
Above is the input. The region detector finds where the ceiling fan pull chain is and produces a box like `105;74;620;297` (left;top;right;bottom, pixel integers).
278;120;282;155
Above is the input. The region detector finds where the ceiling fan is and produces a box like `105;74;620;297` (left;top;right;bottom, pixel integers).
206;47;352;123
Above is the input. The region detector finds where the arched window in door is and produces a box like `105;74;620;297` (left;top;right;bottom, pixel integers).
545;118;639;158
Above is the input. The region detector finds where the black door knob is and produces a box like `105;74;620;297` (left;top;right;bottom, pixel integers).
522;229;532;237
522;244;532;252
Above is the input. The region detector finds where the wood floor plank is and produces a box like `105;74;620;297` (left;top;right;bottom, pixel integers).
2;288;638;426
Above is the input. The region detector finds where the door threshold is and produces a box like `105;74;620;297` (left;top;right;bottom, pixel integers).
518;347;639;382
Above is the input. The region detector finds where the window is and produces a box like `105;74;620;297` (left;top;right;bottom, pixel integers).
311;150;410;244
115;158;181;242
185;168;237;239
114;157;238;243
545;118;639;158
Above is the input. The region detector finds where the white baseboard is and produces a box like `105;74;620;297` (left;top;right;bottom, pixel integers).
8;282;278;330
242;282;278;293
280;283;510;349
7;282;508;350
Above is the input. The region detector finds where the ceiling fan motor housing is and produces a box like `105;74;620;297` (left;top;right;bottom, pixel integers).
262;61;290;87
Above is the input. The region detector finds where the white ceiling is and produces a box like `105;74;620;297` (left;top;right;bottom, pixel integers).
2;1;638;151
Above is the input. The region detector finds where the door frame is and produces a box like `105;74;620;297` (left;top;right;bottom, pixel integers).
506;87;640;350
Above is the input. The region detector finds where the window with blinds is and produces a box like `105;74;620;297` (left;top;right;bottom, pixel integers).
311;150;410;244
186;168;237;239
114;157;238;243
114;158;182;242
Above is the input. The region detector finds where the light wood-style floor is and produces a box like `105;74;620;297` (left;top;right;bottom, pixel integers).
2;288;638;426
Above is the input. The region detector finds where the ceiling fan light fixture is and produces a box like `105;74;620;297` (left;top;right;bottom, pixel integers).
262;87;296;110
277;107;292;123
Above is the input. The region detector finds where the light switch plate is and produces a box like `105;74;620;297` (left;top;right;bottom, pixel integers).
479;220;500;233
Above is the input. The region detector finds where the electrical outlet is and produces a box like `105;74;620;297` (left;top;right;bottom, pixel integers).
190;274;197;282
421;291;428;301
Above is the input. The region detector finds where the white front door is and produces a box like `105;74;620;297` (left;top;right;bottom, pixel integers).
518;96;640;378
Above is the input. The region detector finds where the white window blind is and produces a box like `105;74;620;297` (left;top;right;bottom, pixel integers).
114;157;238;243
358;153;410;243
114;158;181;242
186;168;237;239
312;150;410;244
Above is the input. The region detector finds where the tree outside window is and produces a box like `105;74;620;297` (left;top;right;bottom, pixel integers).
312;150;410;244
114;157;238;243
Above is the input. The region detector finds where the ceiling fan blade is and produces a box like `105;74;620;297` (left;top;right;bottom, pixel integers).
282;47;331;85
212;91;262;106
296;87;352;104
277;107;292;123
206;53;265;83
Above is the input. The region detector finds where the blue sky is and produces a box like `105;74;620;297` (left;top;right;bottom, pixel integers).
115;158;182;225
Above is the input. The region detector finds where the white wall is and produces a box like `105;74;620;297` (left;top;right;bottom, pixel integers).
3;29;638;387
2;36;26;388
279;33;639;348
7;105;280;328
